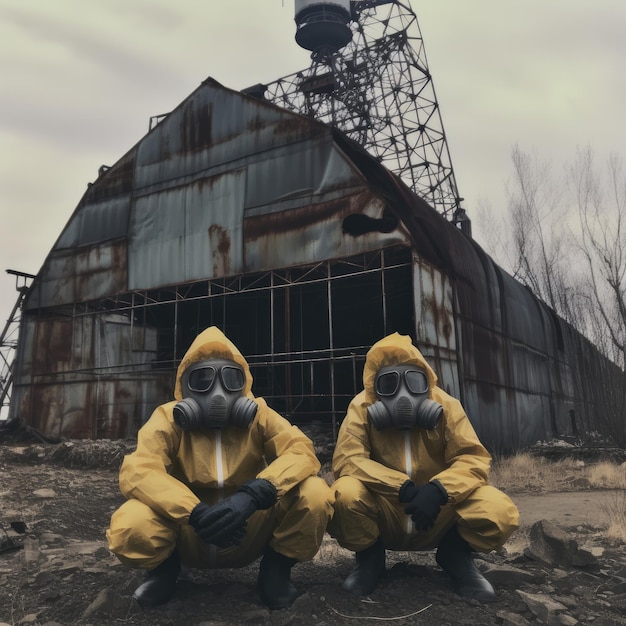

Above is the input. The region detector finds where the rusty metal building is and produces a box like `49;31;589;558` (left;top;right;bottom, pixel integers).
9;78;613;452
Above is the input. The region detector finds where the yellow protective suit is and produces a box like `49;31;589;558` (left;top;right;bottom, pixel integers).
107;326;334;570
328;333;519;553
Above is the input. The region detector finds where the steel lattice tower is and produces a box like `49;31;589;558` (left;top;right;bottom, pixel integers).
257;1;465;223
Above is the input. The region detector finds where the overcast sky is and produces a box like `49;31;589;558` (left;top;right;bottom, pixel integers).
1;0;625;333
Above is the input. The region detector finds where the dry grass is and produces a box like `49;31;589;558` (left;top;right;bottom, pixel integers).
602;490;626;543
490;453;626;492
587;461;626;489
490;453;583;492
492;452;626;543
590;463;626;543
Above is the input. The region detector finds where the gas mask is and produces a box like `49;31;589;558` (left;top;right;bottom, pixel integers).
367;364;443;431
173;358;258;430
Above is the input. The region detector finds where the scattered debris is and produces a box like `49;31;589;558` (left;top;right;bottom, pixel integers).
1;438;625;625
525;519;601;567
0;521;25;555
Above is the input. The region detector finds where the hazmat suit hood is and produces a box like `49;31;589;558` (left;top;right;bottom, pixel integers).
174;326;254;402
363;332;438;406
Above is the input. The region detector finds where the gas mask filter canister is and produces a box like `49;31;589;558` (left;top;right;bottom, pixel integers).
173;358;258;430
367;364;443;431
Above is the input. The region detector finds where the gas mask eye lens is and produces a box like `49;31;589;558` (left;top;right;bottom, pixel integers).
188;367;217;392
375;371;400;396
221;366;245;392
406;370;428;394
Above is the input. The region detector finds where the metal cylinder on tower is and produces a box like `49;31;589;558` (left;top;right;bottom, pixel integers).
294;0;353;53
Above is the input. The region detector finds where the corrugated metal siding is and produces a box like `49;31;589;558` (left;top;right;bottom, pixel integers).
92;376;174;439
244;192;408;272
55;196;130;250
244;140;362;212
412;254;460;398
134;83;327;194
129;171;247;288
25;241;127;309
11;312;171;438
12;79;623;451
14;376;172;440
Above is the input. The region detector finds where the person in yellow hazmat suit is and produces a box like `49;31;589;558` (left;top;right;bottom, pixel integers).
328;332;519;603
106;326;334;610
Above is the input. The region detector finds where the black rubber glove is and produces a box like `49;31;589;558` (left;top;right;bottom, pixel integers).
399;480;447;532
189;501;248;547
189;478;277;547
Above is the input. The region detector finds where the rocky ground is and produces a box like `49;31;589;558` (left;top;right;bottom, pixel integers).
0;430;625;626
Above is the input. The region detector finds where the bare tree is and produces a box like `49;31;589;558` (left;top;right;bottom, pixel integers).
570;148;626;446
571;147;626;368
503;146;580;325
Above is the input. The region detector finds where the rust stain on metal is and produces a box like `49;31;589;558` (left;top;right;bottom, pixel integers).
88;150;136;200
423;293;451;347
30;318;74;377
74;241;127;300
197;174;225;191
421;267;454;347
246;115;265;133
272;116;328;140
244;190;379;240
181;100;213;152
26;382;93;440
209;224;231;277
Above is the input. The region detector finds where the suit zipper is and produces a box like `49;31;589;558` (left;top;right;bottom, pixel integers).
209;430;224;565
404;431;413;535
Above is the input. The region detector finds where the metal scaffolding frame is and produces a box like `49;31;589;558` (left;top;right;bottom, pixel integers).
0;270;35;420
28;246;414;435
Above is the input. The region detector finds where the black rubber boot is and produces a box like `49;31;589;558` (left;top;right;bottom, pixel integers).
435;526;496;603
341;537;386;596
258;546;299;610
133;551;180;608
